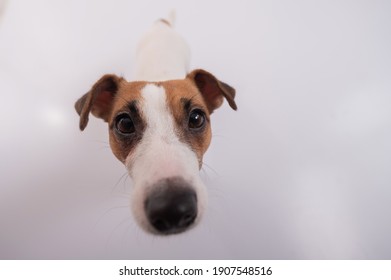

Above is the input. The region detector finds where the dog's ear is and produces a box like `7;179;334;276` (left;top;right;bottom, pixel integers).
75;74;124;131
187;69;237;114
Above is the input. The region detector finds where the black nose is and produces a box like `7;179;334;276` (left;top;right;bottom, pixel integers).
145;178;197;234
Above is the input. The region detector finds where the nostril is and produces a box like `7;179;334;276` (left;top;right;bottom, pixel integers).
178;212;196;228
151;218;171;232
145;182;197;234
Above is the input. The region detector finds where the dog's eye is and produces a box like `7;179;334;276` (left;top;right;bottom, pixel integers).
115;114;135;134
188;109;206;130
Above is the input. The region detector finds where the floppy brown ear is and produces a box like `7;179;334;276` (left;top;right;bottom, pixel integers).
187;69;237;114
75;74;124;131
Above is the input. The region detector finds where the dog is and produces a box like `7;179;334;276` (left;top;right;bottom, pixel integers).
75;12;237;235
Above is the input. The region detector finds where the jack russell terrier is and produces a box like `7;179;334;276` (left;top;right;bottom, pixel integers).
75;12;237;235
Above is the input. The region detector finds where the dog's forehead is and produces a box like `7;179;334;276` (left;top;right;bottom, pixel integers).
113;79;207;115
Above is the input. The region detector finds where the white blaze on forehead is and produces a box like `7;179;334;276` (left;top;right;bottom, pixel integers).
126;84;199;184
140;84;176;142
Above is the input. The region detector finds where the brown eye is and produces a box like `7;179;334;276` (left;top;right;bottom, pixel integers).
188;109;206;130
115;114;135;134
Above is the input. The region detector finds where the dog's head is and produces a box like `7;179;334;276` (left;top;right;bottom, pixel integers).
75;69;237;234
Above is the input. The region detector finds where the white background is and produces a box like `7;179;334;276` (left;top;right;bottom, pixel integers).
0;0;390;259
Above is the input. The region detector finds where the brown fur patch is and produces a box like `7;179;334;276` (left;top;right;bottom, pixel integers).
108;81;149;163
161;79;212;166
187;69;237;113
75;74;124;130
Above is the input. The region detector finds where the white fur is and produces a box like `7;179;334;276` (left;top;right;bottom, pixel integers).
125;84;207;233
133;18;190;82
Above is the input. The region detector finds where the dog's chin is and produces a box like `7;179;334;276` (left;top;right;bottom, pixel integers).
129;176;207;235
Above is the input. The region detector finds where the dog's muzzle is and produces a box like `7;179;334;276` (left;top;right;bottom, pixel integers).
144;177;197;234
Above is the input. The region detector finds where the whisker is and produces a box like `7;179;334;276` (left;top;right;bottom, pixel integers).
97;145;111;151
89;140;110;145
121;220;138;247
208;183;225;199
105;216;132;253
92;205;130;231
111;172;129;194
211;133;226;139
123;173;131;193
201;161;220;177
86;140;111;151
200;166;211;182
200;161;224;199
